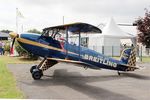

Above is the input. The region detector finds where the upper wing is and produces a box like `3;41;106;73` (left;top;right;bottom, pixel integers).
43;22;102;33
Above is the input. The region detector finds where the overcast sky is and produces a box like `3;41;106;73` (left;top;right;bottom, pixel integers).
0;0;150;32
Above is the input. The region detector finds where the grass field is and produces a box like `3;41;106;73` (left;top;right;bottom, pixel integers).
0;56;39;98
140;56;150;62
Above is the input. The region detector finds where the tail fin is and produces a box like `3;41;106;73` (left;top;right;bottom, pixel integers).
120;48;136;67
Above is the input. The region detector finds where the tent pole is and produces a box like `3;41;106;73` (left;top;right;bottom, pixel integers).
79;31;81;61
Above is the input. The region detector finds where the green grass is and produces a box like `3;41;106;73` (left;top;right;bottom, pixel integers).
141;56;150;63
0;56;39;98
0;56;39;64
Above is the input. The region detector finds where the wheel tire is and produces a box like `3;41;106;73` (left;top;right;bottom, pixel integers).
30;65;37;73
32;70;43;80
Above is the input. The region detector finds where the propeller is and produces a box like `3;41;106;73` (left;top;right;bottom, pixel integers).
11;38;16;47
9;32;18;55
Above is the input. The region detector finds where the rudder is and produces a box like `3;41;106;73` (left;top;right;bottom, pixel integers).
120;48;136;67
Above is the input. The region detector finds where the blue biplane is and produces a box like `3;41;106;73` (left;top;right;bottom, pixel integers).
9;22;139;80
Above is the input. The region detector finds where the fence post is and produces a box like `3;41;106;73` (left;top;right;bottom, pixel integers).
112;46;114;57
102;46;104;55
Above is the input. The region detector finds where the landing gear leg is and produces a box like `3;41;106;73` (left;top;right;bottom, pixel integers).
30;58;58;80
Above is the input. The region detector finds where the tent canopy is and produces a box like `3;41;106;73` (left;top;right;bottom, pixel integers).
102;18;135;39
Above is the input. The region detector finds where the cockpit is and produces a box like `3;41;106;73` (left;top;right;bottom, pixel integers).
38;29;65;49
42;29;64;41
41;22;102;48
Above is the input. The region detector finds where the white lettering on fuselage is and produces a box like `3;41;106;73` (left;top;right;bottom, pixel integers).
81;54;117;68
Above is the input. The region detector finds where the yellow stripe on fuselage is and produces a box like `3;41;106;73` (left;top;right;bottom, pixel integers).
17;38;78;55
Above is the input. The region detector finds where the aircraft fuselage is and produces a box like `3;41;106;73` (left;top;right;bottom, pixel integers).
17;33;131;71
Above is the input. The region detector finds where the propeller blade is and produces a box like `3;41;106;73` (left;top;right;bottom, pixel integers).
9;32;19;55
12;38;16;47
10;38;16;55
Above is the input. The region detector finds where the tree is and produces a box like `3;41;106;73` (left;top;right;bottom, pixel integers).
0;29;12;33
15;42;39;60
15;41;27;56
135;8;150;48
27;29;42;34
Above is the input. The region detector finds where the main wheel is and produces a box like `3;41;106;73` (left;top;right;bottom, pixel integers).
32;69;43;80
30;65;37;73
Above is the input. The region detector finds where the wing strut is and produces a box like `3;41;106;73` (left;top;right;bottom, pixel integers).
65;26;69;58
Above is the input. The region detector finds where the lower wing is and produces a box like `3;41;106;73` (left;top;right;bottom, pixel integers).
47;58;101;69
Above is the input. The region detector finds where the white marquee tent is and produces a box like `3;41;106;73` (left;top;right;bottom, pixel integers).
88;18;135;56
68;18;136;56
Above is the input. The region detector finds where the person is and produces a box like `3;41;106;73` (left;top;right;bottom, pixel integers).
2;47;4;55
0;41;5;55
0;41;2;55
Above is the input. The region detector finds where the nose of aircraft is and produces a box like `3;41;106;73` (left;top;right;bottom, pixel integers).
9;32;19;38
